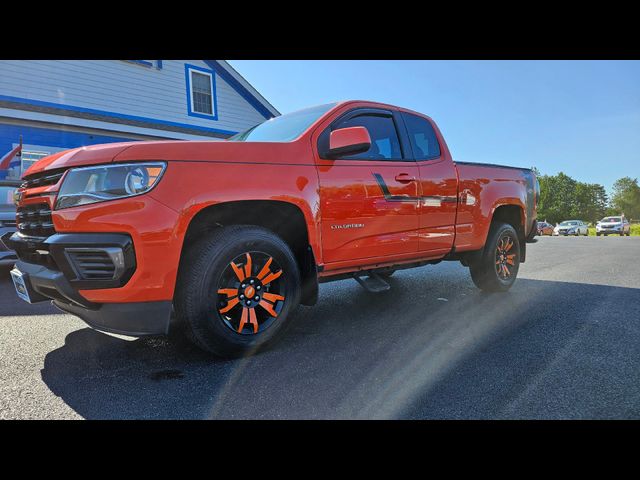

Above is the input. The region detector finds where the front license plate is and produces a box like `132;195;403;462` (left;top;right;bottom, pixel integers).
10;269;32;303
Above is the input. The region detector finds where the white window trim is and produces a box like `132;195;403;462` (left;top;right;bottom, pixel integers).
188;67;215;117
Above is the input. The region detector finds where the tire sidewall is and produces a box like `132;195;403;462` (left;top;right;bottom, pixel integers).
488;224;520;289
470;222;520;292
179;227;301;356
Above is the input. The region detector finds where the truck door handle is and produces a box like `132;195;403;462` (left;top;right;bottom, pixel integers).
395;173;416;183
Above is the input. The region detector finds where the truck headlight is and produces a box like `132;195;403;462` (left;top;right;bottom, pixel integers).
55;162;166;210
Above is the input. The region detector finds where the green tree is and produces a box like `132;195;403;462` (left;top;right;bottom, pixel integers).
572;182;608;223
537;172;578;224
610;177;640;220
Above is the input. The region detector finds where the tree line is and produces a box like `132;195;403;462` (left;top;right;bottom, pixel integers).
533;169;640;225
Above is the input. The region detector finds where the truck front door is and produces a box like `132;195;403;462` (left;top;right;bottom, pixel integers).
315;108;420;266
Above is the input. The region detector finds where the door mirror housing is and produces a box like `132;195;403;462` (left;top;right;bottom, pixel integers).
327;126;371;158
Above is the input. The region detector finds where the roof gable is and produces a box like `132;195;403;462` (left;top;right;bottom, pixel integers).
205;60;279;120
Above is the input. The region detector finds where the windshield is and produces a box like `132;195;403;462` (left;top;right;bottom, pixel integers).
601;217;621;223
229;102;338;142
560;221;578;226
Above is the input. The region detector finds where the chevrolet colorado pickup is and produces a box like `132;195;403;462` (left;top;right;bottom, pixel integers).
7;101;538;357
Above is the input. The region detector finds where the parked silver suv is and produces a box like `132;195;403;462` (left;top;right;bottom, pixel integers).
596;216;631;236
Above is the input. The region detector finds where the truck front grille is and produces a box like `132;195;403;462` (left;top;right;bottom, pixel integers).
16;203;55;238
20;170;65;189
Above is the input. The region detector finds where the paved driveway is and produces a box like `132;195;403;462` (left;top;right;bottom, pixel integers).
1;236;639;419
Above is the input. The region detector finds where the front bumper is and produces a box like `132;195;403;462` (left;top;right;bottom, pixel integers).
8;231;172;336
12;259;172;336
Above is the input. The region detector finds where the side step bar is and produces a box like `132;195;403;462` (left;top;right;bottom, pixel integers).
353;272;391;293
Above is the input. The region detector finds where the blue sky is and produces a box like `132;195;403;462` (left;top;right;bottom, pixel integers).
229;60;640;193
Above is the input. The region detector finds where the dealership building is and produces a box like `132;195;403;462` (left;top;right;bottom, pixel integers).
0;60;279;179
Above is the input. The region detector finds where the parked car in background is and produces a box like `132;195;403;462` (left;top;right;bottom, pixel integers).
0;180;19;266
596;216;630;236
537;221;554;236
553;220;589;236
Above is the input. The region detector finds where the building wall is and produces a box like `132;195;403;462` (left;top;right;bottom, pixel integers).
0;60;270;138
0;121;145;179
0;60;277;179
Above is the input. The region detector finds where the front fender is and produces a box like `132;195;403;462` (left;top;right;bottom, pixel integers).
148;160;322;264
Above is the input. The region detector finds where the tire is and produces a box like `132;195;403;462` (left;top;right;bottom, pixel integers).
174;225;301;357
469;222;520;292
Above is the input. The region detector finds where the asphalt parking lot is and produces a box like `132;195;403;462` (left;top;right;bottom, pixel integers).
1;236;639;419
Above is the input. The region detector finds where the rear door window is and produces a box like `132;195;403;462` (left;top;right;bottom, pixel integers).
401;112;441;160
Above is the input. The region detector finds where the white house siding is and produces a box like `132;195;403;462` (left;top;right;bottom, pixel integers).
0;60;272;137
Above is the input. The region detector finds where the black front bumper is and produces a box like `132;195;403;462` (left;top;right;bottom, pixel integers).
52;298;173;337
8;231;172;336
14;259;172;336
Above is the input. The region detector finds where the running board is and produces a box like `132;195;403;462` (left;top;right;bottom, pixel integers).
353;272;391;293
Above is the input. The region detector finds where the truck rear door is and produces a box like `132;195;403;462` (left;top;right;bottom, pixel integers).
399;111;458;255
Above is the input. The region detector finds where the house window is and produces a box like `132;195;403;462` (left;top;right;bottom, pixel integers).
191;72;213;114
21;150;49;172
185;64;217;119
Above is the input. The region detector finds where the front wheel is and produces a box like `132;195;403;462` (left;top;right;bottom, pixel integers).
174;225;301;357
469;222;520;292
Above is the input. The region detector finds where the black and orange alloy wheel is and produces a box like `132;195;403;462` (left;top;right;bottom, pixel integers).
495;235;517;279
469;222;520;292
216;251;286;335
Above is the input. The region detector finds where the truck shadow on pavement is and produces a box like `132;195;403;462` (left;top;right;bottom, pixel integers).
40;266;640;419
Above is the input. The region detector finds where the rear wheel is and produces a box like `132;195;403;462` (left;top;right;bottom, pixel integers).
174;225;301;357
469;222;520;292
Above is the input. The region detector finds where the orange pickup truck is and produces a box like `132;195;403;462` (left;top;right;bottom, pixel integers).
7;100;538;357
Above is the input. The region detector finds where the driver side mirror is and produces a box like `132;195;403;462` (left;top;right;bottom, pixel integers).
327;126;371;159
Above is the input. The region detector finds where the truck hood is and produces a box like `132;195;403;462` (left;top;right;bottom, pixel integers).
23;140;306;177
22;142;142;177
